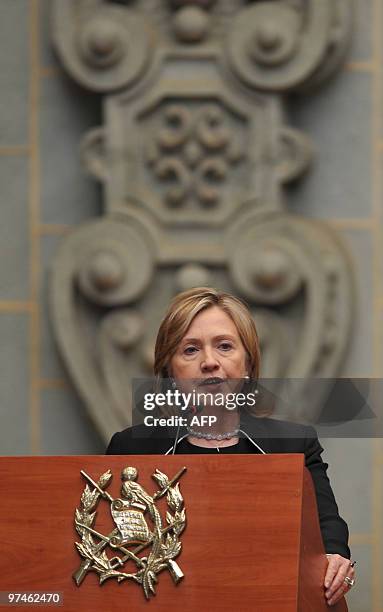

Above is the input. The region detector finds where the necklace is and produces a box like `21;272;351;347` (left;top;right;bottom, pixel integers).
164;429;267;455
186;426;239;441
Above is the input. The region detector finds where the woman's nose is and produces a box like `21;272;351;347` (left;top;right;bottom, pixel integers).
200;348;220;372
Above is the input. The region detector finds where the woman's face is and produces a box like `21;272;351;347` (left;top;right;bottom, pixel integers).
169;306;249;392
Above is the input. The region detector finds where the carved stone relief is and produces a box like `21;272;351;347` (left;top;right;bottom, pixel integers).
51;0;354;441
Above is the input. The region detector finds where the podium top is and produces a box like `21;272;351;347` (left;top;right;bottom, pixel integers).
0;454;347;612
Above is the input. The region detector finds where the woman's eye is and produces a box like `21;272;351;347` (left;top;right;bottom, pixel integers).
219;342;232;351
184;346;197;355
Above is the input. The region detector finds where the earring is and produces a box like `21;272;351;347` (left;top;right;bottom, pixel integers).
244;374;259;404
170;378;177;390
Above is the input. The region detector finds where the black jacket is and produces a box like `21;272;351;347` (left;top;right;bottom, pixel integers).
106;414;350;559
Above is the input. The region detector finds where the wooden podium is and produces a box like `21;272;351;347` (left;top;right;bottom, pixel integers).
0;455;348;612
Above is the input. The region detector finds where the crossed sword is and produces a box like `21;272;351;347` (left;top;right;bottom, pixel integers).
73;467;187;586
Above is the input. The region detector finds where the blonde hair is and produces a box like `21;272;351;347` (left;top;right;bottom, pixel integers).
154;287;260;380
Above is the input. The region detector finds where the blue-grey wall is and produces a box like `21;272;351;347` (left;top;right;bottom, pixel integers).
0;2;381;610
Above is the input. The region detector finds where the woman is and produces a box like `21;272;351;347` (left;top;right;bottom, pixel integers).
107;287;356;606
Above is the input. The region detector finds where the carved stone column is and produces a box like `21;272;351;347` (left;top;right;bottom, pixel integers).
51;0;354;440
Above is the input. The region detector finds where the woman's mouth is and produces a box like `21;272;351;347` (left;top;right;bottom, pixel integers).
198;377;225;387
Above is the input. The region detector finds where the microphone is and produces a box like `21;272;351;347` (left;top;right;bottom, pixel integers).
165;404;204;455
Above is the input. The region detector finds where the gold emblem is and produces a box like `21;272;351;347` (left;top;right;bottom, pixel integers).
73;466;187;598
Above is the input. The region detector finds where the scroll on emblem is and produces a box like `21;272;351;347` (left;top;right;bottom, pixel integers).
73;466;187;598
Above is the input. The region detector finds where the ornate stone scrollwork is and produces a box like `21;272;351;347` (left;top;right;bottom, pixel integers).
80;128;107;182
52;1;155;92
225;0;352;92
226;213;354;379
276;127;313;184
173;5;212;43
144;102;244;209
51;0;355;440
75;220;154;307
50;217;156;436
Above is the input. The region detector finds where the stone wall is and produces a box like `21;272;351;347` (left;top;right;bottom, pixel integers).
0;2;381;610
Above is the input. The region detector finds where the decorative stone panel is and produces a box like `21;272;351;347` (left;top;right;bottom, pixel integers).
51;0;354;441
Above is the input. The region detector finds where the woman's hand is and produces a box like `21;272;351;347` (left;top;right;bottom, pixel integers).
324;553;356;606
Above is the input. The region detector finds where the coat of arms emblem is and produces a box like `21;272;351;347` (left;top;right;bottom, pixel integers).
73;466;187;598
